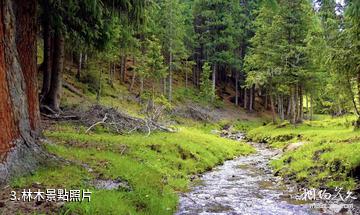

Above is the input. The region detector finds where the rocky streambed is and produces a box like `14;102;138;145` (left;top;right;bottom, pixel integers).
176;134;360;215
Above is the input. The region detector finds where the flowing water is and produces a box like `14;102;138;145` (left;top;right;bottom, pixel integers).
176;142;352;215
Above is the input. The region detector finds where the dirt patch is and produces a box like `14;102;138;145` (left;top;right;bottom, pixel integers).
177;146;198;161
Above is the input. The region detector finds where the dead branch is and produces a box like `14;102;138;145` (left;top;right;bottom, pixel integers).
63;81;84;97
85;113;108;134
41;113;80;121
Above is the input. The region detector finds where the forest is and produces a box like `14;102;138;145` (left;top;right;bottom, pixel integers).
0;0;360;214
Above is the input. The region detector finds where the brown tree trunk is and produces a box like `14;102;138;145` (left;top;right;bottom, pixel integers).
244;88;247;109
212;64;216;102
185;67;188;89
310;93;314;121
269;88;276;123
280;95;285;121
120;55;126;83
249;85;254;112
163;77;167;95
291;86;296;124
295;84;299;122
264;91;268;110
97;70;102;102
168;53;173;102
235;71;239;106
76;52;82;81
299;84;303;122
0;0;46;185
43;31;65;112
40;1;52;102
287;95;291;118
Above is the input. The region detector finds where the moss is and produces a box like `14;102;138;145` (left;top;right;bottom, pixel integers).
249;115;360;190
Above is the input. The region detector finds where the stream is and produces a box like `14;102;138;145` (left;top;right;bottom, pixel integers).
176;141;358;215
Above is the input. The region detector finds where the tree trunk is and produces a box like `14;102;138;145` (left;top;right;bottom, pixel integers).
306;94;309;120
346;74;360;116
280;95;285;121
108;62;114;87
291;86;296;124
299;84;303;122
354;72;360;127
40;1;52;102
287;95;291;118
96;70;102;102
310;93;314;121
129;71;136;92
185;67;188;89
42;31;65;112
264;91;268;110
83;53;87;69
0;0;46;185
163;77;167;95
269;88;276;123
76;52;82;81
244;88;247;109
129;57;136;92
120;55;126;83
249;85;254;112
212;64;216;102
168;53;173;102
140;77;144;95
296;86;299;121
235;71;239;106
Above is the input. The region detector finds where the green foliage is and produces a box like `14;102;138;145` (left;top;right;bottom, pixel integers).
199;62;214;102
135;37;167;81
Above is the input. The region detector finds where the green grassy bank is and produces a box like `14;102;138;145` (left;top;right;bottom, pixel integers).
11;123;253;214
247;115;360;190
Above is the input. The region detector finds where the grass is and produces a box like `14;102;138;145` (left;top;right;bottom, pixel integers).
12;123;254;215
246;115;360;190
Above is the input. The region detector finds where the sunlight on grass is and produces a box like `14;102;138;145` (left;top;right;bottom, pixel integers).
12;125;253;215
248;115;360;190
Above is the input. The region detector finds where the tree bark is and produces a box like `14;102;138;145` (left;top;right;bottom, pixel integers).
235;71;239;106
185;67;188;89
42;31;65;112
299;84;303;122
163;77;167;95
168;53;173;102
291;86;296;124
287;95;291;118
40;0;52;102
76;52;82;81
264;91;268;110
212;64;216;102
96;70;102;102
0;0;46;185
269;88;276;123
306;94;309;120
249;85;254;112
295;84;299;122
310;93;314;121
120;55;126;83
280;95;285;121
244;88;247;109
